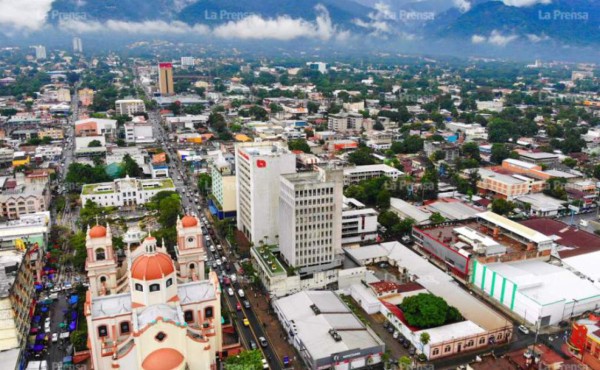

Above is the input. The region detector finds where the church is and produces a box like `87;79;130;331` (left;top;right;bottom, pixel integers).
84;214;223;370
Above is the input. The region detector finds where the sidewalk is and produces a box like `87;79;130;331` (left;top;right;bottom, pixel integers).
244;285;303;369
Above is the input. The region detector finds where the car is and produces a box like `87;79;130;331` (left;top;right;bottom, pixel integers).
408;347;416;356
383;321;390;329
216;259;222;266
243;318;249;326
393;331;399;339
387;325;394;333
217;244;223;251
211;261;217;269
242;299;251;309
52;333;58;343
227;288;234;297
238;289;245;298
258;336;268;347
518;325;530;335
261;358;269;370
236;302;242;311
44;324;51;334
249;340;257;350
221;256;227;263
402;340;410;349
230;274;237;283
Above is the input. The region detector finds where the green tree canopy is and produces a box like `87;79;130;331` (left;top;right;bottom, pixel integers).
224;349;263;370
400;293;463;329
88;139;102;148
288;139;311;153
348;147;376;165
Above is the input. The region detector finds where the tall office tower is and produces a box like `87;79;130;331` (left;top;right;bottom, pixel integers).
72;37;83;53
278;166;343;271
235;142;296;245
158;62;174;95
33;45;46;60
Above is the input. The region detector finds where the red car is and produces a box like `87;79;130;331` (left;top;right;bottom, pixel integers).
236;302;241;311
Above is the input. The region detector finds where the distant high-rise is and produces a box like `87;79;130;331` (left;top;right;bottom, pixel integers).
158;62;174;96
181;57;194;67
72;37;83;53
32;45;46;60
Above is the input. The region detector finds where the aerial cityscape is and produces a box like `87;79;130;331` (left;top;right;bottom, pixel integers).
0;1;600;370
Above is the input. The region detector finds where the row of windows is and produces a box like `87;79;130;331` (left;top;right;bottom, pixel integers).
98;321;130;338
296;206;334;215
134;278;172;292
183;307;213;323
431;334;504;356
295;188;333;197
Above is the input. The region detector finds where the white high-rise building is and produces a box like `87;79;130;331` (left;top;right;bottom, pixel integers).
278;166;343;270
235;142;296;245
32;45;46;60
181;56;195;66
72;37;83;53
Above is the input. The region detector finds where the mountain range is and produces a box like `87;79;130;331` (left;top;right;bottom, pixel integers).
46;0;600;46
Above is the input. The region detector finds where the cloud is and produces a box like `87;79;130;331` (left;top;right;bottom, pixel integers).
0;0;54;32
502;0;552;7
471;30;518;46
526;33;550;42
213;5;343;41
453;0;472;13
471;35;486;44
488;30;518;46
60;19;209;35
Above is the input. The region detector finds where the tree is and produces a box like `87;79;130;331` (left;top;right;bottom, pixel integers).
491;198;515;215
378;211;400;230
288;139;311;153
400;293;463;329
147;192;181;229
376;189;391;210
373;121;385;130
65;163;111;187
197;173;212;196
71;330;88;352
224;349;262;370
88;140;102;148
121;154;141;177
562;157;577;168
307;101;320;114
348;147;376;165
461;142;481;162
419;332;431;354
490;143;510;164
429;212;446;224
594;164;600;180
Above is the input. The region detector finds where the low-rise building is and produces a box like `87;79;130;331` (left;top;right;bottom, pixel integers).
343;164;403;185
273;290;385;370
80;177;175;207
342;197;378;245
115;99;146;116
124;123;154;144
78;88;94;107
75;118;117;137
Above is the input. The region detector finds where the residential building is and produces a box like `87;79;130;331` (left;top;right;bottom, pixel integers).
115;99;146;116
272;291;385;370
85;216;227;370
75;118;117;137
209;153;237;220
327;112;364;132
343;164;403;185
475;167;546;200
38;128;63;140
569;315;600;367
0;177;50;220
477;100;504;112
424;141;460;162
56;88;71;103
279;166;343;271
158;62;174;96
80;177;175;207
235;142;296;245
445;122;487;141
78;88;94;107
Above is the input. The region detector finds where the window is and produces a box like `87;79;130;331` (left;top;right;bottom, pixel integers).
467;340;474;347
432;348;440;356
166;278;172;287
135;283;143;292
120;322;130;335
444;345;451;353
155;332;166;342
205;306;213;318
184;310;194;323
189;263;195;270
150;284;160;292
98;325;108;338
497;333;503;340
479;337;486;345
100;276;107;283
95;248;106;261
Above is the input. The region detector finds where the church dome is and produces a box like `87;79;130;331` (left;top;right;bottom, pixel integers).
89;225;107;238
131;252;175;280
181;215;198;228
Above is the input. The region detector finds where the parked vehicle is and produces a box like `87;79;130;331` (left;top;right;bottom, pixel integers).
250;340;257;350
258;336;268;347
243;318;249;326
238;289;245;298
242;299;251;309
518;325;530;335
227;288;234;296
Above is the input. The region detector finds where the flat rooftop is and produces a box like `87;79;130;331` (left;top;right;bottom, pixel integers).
520;218;600;258
273;291;384;360
344;164;402;175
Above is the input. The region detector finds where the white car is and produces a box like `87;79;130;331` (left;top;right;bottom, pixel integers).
518;325;529;335
44;324;51;334
261;359;269;370
227;288;234;297
230;274;237;283
216;259;222;266
52;333;58;343
237;289;245;298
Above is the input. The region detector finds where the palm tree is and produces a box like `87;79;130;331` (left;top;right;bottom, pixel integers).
419;332;430;355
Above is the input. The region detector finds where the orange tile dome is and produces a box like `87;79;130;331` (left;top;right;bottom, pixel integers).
89;225;107;238
142;348;184;370
131;252;175;280
181;215;198;228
